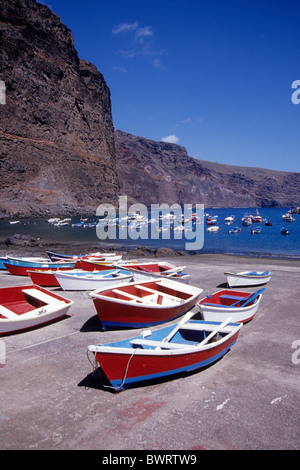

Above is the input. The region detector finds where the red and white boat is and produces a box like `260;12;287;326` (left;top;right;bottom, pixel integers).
89;278;203;330
28;269;83;287
0;285;73;336
198;288;265;324
87;314;242;390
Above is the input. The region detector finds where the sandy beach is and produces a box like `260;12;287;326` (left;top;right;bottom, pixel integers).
0;245;299;451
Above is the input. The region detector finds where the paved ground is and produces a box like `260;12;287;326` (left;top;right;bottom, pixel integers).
0;252;299;450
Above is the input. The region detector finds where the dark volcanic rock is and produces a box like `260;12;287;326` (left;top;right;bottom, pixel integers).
0;0;120;218
115;130;300;208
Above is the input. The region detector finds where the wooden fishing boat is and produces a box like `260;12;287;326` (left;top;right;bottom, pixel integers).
198;288;265;323
87;314;242;390
54;269;133;291
47;250;122;263
224;271;271;287
115;260;191;284
76;259;117;271
89;279;203;330
0;285;73;336
3;259;76;276
28;269;84;287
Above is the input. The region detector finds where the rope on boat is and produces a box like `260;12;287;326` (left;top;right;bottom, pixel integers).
86;348;138;393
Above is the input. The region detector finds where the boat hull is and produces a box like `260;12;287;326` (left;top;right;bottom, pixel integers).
4;263;76;276
88;320;242;389
54;269;133;291
225;271;271;288
0;285;73;335
198;289;263;323
90;279;202;330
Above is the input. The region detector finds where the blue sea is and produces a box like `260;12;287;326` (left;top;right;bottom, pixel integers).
0;207;299;260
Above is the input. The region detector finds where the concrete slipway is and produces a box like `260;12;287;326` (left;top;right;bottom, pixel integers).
0;253;299;450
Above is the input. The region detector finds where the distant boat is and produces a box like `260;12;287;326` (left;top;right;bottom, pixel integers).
207;226;219;232
251;227;261;234
9;220;21;224
228;227;241;234
265;221;272;226
224;215;235;224
242;217;252;226
281;227;289;235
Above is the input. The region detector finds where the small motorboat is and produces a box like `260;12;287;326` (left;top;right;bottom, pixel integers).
228;227;241;234
224;271;271;287
198;288;265;324
87;314;242;390
0;285;73;336
281;227;289;235
54;269;133;291
89;278;203;330
207;226;219;232
251;227;261;234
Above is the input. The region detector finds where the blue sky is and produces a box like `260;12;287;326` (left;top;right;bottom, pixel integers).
41;0;299;172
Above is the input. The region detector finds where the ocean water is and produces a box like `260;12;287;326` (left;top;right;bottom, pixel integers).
0;207;299;259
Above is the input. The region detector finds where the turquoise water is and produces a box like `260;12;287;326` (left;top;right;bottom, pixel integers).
0;207;299;259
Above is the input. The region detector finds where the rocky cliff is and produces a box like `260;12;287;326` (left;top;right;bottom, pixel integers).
0;0;120;218
115;130;300;208
0;0;299;219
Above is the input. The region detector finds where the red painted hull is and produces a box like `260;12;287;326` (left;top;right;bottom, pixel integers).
91;327;241;389
4;263;75;277
91;280;202;329
76;259;115;271
28;270;60;287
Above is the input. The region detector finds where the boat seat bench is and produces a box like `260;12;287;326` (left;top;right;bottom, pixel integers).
0;305;20;319
130;338;194;349
22;288;64;305
134;285;185;303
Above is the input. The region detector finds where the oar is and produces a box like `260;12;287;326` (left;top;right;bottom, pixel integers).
236;287;265;307
198;317;232;346
162;309;197;343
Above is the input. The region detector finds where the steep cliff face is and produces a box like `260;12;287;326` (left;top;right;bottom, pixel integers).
0;0;120;217
115;130;300;208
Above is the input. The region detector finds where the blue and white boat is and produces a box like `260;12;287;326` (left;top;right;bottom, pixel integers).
54;269;133;291
224;271;271;288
